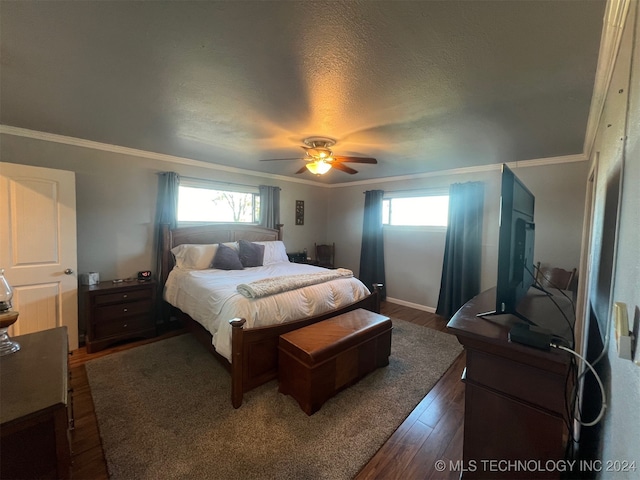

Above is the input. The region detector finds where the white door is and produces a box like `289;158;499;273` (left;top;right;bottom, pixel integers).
0;162;78;350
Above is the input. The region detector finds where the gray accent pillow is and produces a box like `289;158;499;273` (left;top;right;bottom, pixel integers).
211;243;244;270
238;240;265;267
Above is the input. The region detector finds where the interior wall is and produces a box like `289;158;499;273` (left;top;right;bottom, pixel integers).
588;1;640;472
512;162;589;272
0;134;328;283
0;134;591;320
327;161;588;310
326;171;497;309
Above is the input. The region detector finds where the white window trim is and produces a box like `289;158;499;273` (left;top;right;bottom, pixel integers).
383;187;449;200
177;178;260;225
382;188;450;228
179;177;259;195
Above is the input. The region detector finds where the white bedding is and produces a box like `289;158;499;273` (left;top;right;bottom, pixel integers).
164;262;371;361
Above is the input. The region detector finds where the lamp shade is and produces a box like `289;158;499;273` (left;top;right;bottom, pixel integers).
306;160;332;175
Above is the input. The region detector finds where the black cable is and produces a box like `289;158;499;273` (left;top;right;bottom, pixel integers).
527;264;575;348
551;343;607;427
551;334;572;347
534;264;576;317
563;357;580;460
531;266;606;429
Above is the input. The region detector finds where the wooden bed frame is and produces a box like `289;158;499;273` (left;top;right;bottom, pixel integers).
160;223;381;408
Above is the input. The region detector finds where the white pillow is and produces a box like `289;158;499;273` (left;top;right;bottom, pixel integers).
254;240;290;265
171;242;238;270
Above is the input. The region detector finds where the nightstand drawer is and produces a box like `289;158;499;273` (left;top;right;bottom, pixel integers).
80;280;157;353
94;288;152;305
94;315;153;339
94;300;152;322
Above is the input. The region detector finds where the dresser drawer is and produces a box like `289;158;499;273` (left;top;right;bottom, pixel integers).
94;300;152;322
93;315;153;339
94;288;152;305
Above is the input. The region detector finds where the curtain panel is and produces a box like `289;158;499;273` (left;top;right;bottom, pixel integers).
359;190;386;299
436;181;484;318
259;185;280;229
154;172;180;320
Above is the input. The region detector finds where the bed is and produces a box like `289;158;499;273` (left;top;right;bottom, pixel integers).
160;223;381;408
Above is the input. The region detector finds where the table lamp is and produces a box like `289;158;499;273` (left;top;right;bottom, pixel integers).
0;269;20;356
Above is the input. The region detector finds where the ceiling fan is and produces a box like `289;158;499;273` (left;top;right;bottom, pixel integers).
260;137;377;175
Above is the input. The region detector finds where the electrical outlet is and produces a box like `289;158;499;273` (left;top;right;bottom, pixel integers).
614;302;633;361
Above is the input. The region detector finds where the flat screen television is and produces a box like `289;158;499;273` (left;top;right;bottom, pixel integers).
481;164;536;322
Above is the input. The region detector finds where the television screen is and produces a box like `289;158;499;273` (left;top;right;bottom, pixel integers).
495;164;536;315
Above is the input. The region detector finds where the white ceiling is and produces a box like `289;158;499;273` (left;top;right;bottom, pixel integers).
0;1;606;184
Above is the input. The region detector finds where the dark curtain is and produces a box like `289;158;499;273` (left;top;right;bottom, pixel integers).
436;181;484;318
359;190;386;299
154;172;180;320
259;185;280;229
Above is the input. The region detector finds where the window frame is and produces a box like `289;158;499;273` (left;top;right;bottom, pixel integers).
382;189;449;231
177;178;261;226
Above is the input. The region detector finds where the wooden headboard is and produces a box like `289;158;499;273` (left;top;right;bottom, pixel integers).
160;223;284;286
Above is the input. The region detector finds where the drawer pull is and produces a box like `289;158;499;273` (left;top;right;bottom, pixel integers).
123;294;128;298
123;323;128;328
123;308;128;312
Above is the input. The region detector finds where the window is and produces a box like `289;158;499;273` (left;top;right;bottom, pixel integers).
382;193;449;227
177;179;260;224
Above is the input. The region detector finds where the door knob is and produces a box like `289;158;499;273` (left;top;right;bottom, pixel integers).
64;268;74;275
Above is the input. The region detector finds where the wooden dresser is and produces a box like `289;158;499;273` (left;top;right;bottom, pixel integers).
447;289;573;479
447;287;573;479
0;327;72;479
80;280;156;353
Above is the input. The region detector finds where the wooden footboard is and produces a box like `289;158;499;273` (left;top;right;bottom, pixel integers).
172;285;382;408
229;284;382;408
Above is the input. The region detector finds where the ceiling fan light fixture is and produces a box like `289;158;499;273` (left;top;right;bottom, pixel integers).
304;146;332;159
306;160;332;175
260;136;375;176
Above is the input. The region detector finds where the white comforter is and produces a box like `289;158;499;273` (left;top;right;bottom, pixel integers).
164;262;371;361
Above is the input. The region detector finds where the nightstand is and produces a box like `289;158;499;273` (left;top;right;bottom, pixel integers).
287;252;311;263
80;280;156;353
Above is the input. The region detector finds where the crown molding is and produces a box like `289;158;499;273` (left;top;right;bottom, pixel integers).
328;153;588;188
0;124;322;187
1;124;587;189
583;0;632;159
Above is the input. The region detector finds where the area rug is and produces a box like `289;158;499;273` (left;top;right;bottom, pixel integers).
86;318;463;480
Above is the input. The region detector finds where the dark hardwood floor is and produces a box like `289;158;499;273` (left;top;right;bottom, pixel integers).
68;302;465;479
355;303;466;480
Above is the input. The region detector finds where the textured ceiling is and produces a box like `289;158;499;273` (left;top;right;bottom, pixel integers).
0;1;606;184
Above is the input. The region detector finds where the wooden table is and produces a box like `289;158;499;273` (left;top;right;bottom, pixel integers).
447;287;573;479
0;327;71;479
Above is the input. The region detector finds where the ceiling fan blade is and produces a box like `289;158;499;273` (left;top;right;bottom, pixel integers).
333;156;377;164
331;162;358;174
260;157;304;162
295;166;308;174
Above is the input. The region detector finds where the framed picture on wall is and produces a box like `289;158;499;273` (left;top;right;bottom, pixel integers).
295;200;304;225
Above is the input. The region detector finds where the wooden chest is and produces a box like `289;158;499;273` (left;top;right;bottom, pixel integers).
278;308;392;415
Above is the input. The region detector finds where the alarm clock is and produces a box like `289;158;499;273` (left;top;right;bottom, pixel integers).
137;270;152;282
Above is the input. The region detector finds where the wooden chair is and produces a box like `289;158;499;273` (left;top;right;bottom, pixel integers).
314;243;335;268
534;262;577;291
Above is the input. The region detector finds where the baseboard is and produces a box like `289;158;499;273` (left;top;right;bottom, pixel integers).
386;297;436;313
